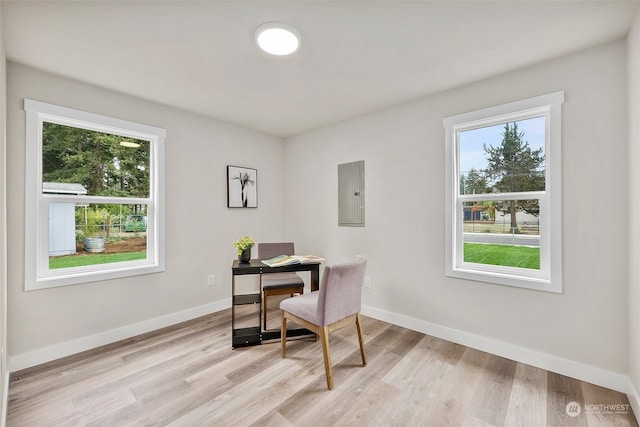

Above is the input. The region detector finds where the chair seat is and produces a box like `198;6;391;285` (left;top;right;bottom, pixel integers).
258;242;307;330
262;273;304;290
280;291;320;324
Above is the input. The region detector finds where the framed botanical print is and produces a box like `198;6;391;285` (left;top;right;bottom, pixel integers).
227;166;257;208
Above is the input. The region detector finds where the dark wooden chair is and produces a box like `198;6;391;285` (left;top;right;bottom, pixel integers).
258;242;305;330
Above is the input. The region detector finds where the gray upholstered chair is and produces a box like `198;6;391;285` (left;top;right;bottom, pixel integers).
280;260;367;390
258;242;305;330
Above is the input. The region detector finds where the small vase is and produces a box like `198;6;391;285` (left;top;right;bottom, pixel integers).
238;248;251;263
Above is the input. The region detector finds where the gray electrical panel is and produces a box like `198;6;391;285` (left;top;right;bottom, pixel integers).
338;160;365;227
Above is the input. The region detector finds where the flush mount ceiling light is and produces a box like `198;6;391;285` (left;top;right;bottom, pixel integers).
255;22;300;56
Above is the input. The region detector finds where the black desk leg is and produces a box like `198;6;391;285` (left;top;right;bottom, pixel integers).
311;266;319;292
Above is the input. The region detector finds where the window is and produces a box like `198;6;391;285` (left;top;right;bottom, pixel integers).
24;99;166;290
443;92;563;292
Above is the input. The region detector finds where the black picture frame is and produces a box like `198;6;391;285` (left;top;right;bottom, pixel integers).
227;166;258;208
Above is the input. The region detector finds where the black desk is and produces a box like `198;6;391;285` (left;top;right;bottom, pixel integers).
231;259;321;348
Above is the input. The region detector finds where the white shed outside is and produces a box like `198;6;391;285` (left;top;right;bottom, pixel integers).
44;182;87;256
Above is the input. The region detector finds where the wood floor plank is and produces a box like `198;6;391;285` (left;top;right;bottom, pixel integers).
581;381;639;427
167;354;318;426
547;371;588;427
422;333;468;366
297;351;405;427
5;393;74;427
49;387;138;427
332;379;403;426
249;409;296;427
473;355;518;425
376;357;453;426
504;362;548;427
382;334;454;389
7;309;638;427
421;347;494;426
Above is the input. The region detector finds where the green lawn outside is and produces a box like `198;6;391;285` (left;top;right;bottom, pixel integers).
51;244;535;270
463;243;540;270
49;250;146;269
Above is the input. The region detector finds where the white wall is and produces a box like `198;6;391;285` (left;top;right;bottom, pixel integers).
627;7;640;415
285;40;629;389
0;4;8;425
6;63;286;370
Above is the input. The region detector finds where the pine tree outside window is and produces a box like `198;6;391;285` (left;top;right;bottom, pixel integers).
24;100;166;290
444;92;563;292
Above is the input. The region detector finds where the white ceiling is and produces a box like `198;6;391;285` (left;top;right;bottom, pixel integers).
3;1;639;137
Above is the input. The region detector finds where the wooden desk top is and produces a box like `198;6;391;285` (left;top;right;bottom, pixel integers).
232;259;321;275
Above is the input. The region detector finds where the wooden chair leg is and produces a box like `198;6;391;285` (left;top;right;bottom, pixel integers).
319;326;333;390
281;313;287;358
355;312;367;366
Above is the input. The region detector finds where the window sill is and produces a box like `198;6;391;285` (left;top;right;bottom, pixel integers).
447;266;561;293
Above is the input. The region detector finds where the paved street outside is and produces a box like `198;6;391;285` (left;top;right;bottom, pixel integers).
463;232;539;247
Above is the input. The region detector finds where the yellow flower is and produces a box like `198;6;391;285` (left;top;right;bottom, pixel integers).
234;235;255;255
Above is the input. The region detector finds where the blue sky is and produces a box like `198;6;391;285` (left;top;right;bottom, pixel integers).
458;116;546;176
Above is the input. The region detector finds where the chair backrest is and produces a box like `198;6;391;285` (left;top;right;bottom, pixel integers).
258;242;295;259
317;260;367;326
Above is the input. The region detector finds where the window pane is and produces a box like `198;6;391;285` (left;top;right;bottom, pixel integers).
48;203;147;269
462;200;540;270
459;116;545;195
42;122;150;198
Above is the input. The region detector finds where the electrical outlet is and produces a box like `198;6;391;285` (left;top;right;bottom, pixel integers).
355;254;366;261
207;274;216;286
365;276;372;289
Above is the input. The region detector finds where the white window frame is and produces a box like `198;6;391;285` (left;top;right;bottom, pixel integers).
24;99;166;290
443;91;563;293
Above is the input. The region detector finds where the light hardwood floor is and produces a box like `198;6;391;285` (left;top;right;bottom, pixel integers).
7;296;639;427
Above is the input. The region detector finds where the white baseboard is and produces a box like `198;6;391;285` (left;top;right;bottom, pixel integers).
8;298;232;373
361;304;629;394
628;377;640;421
